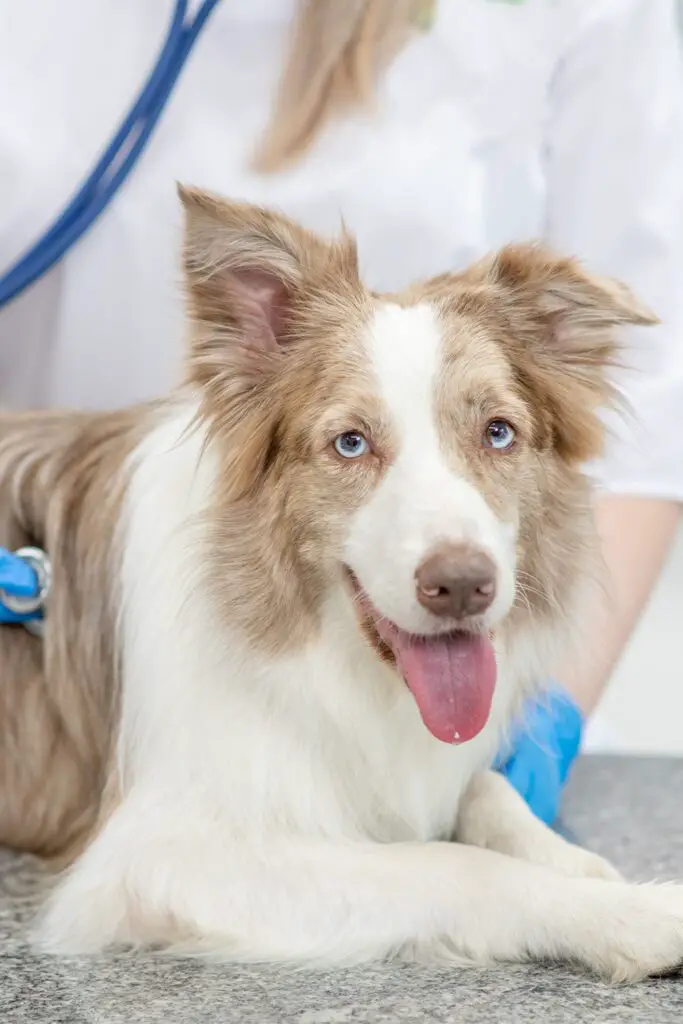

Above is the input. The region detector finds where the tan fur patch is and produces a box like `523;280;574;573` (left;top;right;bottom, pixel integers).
411;245;657;640
0;408;148;860
181;188;402;656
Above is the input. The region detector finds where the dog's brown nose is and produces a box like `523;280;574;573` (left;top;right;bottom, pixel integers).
415;544;497;620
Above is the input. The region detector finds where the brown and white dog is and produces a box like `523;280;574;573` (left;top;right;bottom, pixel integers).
1;188;681;981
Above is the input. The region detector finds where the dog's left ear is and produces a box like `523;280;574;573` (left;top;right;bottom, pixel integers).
479;244;659;461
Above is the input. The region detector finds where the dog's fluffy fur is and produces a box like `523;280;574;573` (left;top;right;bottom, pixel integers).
1;189;682;982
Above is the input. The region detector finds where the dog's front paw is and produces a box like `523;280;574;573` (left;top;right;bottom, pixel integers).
543;841;623;883
499;824;623;882
581;882;683;983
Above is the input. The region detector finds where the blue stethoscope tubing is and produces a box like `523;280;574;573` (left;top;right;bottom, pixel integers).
0;0;222;310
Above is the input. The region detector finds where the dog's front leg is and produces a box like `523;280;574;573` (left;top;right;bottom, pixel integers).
36;794;683;981
456;770;621;880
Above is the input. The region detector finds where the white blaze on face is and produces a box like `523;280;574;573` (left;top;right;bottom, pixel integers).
344;301;516;634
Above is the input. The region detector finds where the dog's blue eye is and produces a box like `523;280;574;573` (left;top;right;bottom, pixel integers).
484;420;516;450
334;432;369;459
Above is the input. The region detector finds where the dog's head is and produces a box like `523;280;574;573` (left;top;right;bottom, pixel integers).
180;187;656;743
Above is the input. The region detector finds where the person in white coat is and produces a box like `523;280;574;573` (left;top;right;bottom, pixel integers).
1;0;682;823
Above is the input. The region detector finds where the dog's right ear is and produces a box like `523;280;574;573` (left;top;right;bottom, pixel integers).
178;185;355;361
177;187;359;497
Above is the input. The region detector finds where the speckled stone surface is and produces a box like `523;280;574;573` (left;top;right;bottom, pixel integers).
3;756;683;1023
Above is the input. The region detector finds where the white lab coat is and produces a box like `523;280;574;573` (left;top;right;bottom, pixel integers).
1;0;683;505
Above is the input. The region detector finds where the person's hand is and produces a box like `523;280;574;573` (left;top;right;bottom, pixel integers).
494;687;584;826
0;547;40;624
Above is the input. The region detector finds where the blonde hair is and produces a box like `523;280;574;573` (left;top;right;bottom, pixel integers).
253;0;425;173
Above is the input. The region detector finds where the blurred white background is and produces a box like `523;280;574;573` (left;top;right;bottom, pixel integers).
590;524;683;754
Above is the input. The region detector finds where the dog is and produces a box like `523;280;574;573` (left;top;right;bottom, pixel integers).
1;187;681;982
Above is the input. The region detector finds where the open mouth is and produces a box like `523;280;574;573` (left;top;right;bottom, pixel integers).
345;569;497;745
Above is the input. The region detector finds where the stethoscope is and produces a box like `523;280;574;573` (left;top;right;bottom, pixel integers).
0;0;221;310
0;0;221;627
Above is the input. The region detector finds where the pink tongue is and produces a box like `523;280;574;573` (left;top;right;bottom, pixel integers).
391;631;497;744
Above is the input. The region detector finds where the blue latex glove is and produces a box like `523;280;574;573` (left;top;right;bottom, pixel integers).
0;547;40;624
494;687;584;826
